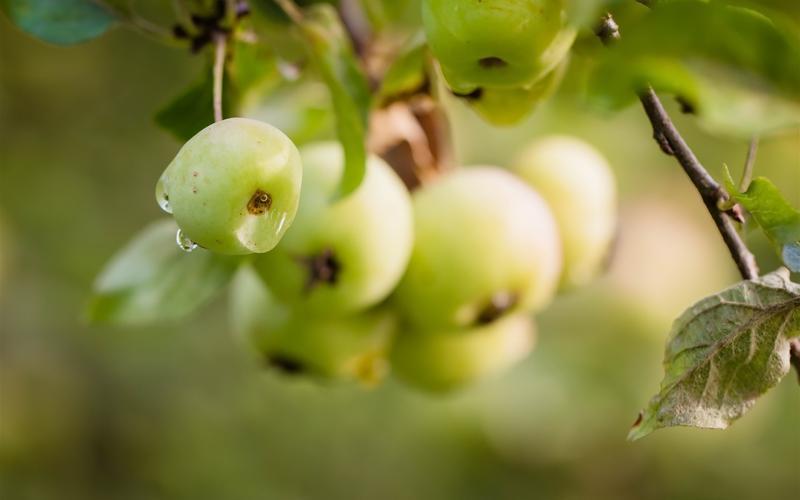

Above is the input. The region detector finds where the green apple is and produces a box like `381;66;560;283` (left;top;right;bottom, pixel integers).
512;136;617;289
230;265;395;384
422;0;576;92
461;59;567;126
391;314;536;393
393;167;562;329
252;141;413;317
156;117;302;255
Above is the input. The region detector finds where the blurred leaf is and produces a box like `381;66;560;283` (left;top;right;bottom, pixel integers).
251;82;333;144
566;0;623;27
377;33;427;104
297;3;370;198
88;219;239;326
154;66;240;141
589;1;800;136
227;34;283;110
1;0;116;45
724;169;800;272
249;0;339;24
630;269;800;440
361;0;421;32
228;37;278;92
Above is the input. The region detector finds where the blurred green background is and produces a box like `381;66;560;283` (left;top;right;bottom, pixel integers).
1;4;798;499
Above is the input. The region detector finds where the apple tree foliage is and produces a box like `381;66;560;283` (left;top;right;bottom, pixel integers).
2;0;799;441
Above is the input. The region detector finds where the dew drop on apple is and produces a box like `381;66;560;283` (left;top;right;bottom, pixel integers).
155;178;172;214
176;229;197;252
275;211;288;236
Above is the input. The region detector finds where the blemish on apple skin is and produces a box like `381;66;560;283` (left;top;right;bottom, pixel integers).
192;171;199;177
478;56;507;69
266;354;306;375
475;291;518;325
452;87;483;101
247;190;272;215
299;248;341;293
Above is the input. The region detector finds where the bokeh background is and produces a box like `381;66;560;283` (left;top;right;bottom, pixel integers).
1;2;798;499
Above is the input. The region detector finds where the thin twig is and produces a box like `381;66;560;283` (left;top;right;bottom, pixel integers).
739;136;759;192
212;32;227;123
596;14;759;281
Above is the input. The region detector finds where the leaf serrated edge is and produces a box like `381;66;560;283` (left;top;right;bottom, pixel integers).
629;270;800;440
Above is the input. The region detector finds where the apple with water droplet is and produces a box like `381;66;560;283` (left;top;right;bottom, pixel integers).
156;117;302;255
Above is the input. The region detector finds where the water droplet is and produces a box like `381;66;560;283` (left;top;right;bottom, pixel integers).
176;229;197;252
275;212;288;235
155;178;172;214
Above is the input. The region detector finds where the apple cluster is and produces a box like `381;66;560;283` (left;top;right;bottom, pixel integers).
152;0;614;390
423;0;576;125
175;130;617;392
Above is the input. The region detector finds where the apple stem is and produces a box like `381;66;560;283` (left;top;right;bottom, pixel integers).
212;31;227;123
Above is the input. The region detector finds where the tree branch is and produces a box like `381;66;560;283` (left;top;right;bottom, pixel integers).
638;89;759;280
595;14;759;281
596;13;800;382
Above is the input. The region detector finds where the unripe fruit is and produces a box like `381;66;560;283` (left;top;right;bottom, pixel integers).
253;142;413;317
422;0;576;92
461;60;567;126
156;118;302;255
512;136;617;289
391;314;536;393
230;266;394;384
393;167;562;329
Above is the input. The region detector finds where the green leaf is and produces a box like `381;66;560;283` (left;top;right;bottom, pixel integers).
376;33;428;104
630;269;800;440
297;3;370;198
88;219;240;326
589;1;800;136
1;0;116;45
724;168;800;272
